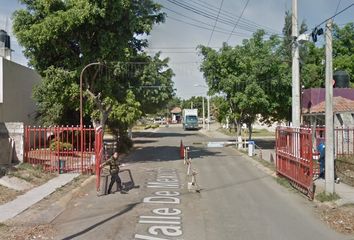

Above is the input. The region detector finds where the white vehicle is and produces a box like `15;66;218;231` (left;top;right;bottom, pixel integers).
182;109;199;130
153;117;165;125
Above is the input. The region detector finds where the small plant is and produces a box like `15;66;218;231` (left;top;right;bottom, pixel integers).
276;176;292;189
316;191;340;202
50;141;73;151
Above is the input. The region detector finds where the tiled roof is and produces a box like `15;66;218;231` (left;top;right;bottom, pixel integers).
302;96;354;114
170;107;182;113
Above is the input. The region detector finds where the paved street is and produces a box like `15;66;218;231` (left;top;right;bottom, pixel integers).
52;126;349;240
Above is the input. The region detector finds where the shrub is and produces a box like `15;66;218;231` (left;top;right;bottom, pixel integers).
316;191;340;202
50;141;73;151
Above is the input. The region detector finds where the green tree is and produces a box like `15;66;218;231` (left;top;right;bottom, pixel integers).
199;31;288;138
13;0;174;133
333;23;354;85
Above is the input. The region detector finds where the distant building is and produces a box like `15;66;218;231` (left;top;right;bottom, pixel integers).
0;30;11;61
170;107;182;123
301;88;354;128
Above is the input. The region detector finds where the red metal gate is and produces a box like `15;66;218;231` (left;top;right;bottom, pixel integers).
95;126;104;192
276;127;314;199
24;125;97;174
313;127;354;157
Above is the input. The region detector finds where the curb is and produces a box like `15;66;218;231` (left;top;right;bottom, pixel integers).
49;175;95;222
10;175;96;225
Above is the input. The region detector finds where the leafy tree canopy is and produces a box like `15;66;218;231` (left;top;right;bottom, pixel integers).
13;0;175;129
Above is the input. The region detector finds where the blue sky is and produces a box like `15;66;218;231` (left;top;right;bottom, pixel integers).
1;0;353;99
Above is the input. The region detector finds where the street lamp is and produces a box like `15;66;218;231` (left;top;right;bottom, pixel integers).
80;62;104;129
194;84;210;131
79;62;104;172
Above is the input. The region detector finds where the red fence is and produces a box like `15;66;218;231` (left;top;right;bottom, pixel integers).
24;125;98;174
313;127;354;157
276;127;315;199
95;127;103;191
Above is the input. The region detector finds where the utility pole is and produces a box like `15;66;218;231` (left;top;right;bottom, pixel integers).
207;96;210;131
292;0;300;127
202;97;205;129
325;19;334;194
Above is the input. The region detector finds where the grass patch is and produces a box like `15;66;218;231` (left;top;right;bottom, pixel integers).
0;185;22;205
7;163;57;186
336;156;354;187
256;157;276;171
238;147;276;171
0;223;7;228
276;176;292;189
316;191;341;202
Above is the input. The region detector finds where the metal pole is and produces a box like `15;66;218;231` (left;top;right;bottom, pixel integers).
325;19;334;194
80;62;102;172
292;0;300;127
202;97;205;129
207;96;210;131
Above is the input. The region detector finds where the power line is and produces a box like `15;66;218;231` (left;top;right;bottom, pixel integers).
190;0;280;34
163;0;281;36
166;15;252;38
334;0;342;15
163;7;251;37
207;0;225;46
314;3;354;30
226;0;250;43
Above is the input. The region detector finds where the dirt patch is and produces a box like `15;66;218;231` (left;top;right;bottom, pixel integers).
0;164;57;205
7;163;57;186
0;175;92;239
316;204;354;234
336;157;354;187
0;185;22;205
0;223;56;240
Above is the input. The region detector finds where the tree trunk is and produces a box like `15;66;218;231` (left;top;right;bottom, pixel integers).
247;123;252;140
236;120;242;137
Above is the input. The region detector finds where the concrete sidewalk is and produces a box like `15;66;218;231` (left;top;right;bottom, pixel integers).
200;124;354;205
0;173;79;222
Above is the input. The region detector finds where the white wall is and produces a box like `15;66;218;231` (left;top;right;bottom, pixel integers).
0;57;41;124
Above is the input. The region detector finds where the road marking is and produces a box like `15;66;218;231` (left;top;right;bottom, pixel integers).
134;168;183;239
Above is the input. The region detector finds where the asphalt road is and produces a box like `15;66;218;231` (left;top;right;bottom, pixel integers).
52;125;349;240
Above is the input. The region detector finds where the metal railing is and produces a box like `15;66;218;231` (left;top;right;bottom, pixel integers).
24;125;97;174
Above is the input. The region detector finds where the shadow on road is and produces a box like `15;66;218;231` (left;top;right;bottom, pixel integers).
61;202;140;240
133;131;194;138
253;139;275;150
123;145;222;163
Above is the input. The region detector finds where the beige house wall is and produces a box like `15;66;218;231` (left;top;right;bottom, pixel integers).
0;57;41;164
0;57;40;124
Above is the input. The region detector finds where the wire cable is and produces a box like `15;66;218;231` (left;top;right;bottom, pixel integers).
164;0;280;36
207;0;225;46
314;3;354;30
163;6;250;37
166;15;251;38
334;0;342;15
226;0;250;43
190;0;280;34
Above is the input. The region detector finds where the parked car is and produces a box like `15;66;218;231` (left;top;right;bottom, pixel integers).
153;117;166;125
